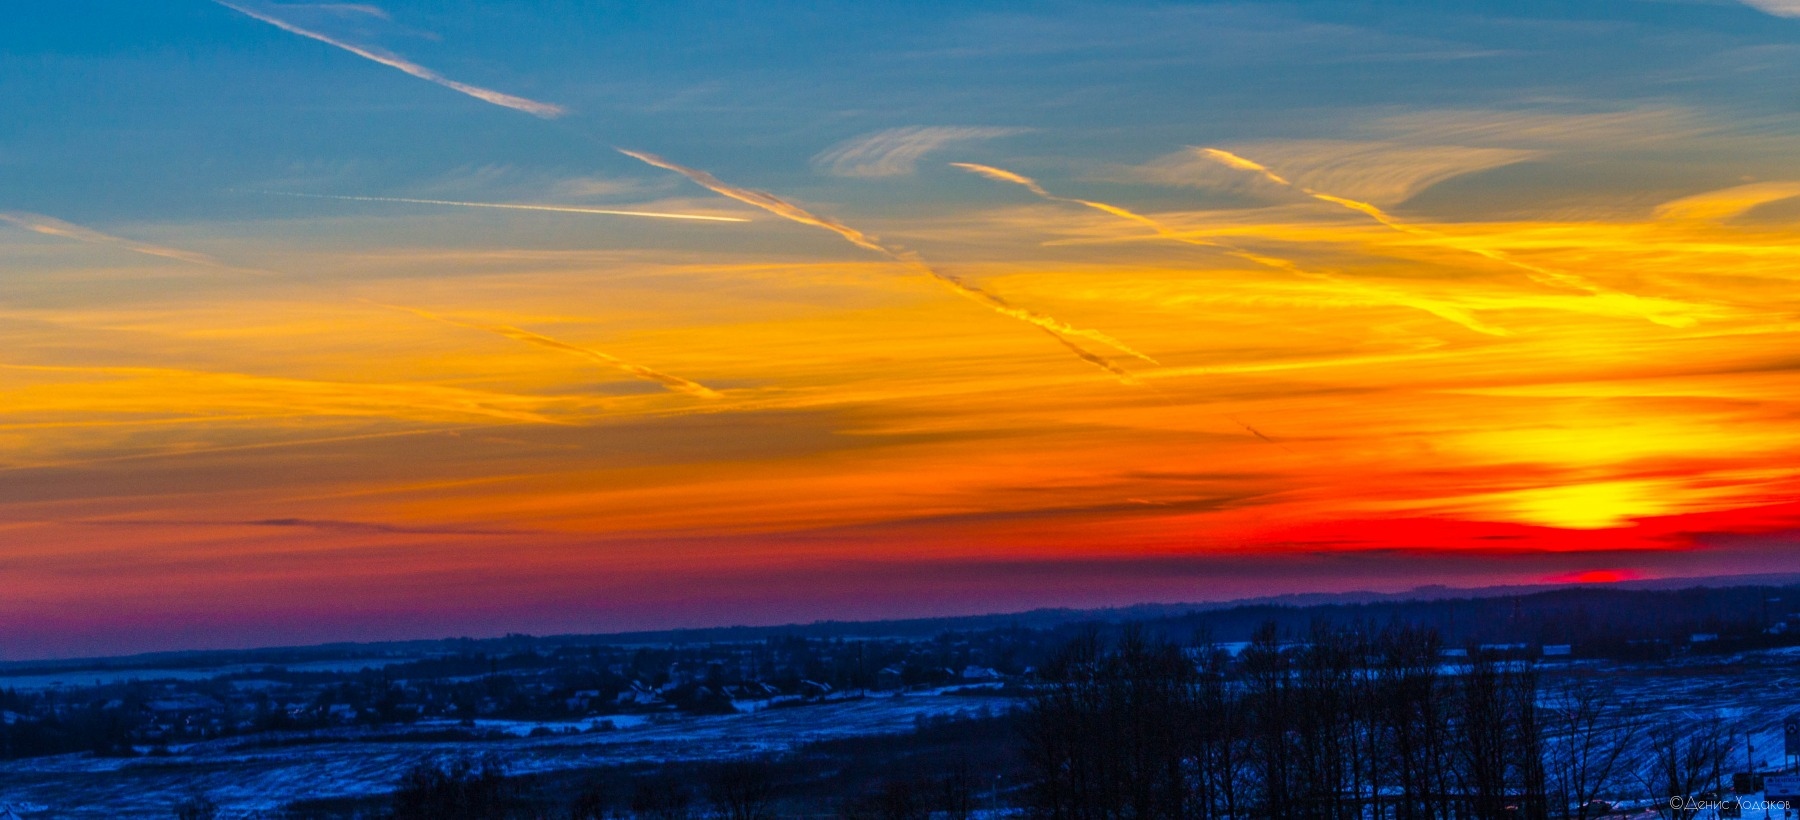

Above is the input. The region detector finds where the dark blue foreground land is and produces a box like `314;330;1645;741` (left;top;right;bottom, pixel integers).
2;579;1798;817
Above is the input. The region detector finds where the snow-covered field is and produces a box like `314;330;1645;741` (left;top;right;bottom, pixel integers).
5;644;1800;819
0;689;1008;818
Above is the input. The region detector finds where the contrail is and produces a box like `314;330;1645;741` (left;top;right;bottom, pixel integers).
212;1;1150;379
1199;148;1479;244
952;163;1198;242
952;162;1511;337
254;190;750;222
1198;148;1294;186
212;0;565;118
618;149;895;253
377;302;723;399
0;211;271;275
1195;148;1699;327
618;148;1155;381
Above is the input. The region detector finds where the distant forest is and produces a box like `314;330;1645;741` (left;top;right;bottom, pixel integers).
8;581;1795;678
1113;585;1796;655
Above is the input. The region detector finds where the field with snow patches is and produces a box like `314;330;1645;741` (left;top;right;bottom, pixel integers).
6;645;1800;818
0;688;1008;818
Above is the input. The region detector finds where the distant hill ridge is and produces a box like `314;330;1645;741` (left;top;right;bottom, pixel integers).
8;570;1800;673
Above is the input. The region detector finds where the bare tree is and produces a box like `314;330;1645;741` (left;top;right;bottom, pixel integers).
868;777;934;820
940;761;977;820
569;780;607;820
171;792;218;820
1291;622;1368;820
1242;621;1296;820
1453;651;1546;820
392;755;513;820
1456;652;1511;820
631;775;692;820
1544;676;1643;820
1373;625;1451;820
1511;661;1549;820
1017;623;1562;820
1194;639;1250;820
1641;714;1734;820
705;758;780;820
1019;627;1201;818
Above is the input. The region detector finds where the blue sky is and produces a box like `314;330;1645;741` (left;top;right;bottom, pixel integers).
9;0;1800;226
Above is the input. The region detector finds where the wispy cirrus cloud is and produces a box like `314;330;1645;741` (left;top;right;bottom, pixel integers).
951;162;1513;336
0;211;269;275
377;302;724;400
0;362;564;430
1195;147;1714;328
1115;140;1536;206
397;164;671;202
5;210;723;403
1738;0;1800;17
251;2;389;22
813;126;1024;178
550;175;665;200
254;190;750;222
1365;108;1709;150
212;0;565;118
1654;181;1800;222
82;517;530;536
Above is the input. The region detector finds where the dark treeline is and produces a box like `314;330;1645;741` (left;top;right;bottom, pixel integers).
1047;585;1800;659
1023;624;1733;820
13;582;1797;685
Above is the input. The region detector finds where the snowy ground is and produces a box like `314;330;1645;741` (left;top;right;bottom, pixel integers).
5;646;1800;818
0;689;1007;818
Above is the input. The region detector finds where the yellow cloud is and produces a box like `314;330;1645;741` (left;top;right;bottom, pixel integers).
1655;181;1800;222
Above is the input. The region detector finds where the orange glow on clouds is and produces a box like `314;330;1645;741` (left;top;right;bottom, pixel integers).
10;115;1800;656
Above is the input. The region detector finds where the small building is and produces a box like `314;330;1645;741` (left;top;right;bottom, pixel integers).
962;666;1003;682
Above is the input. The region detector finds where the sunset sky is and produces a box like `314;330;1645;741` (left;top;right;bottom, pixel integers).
8;0;1800;659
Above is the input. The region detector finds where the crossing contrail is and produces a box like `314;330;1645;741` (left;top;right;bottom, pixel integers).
952;162;1511;337
619;148;1156;381
1196;147;1703;328
210;0;1157;382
